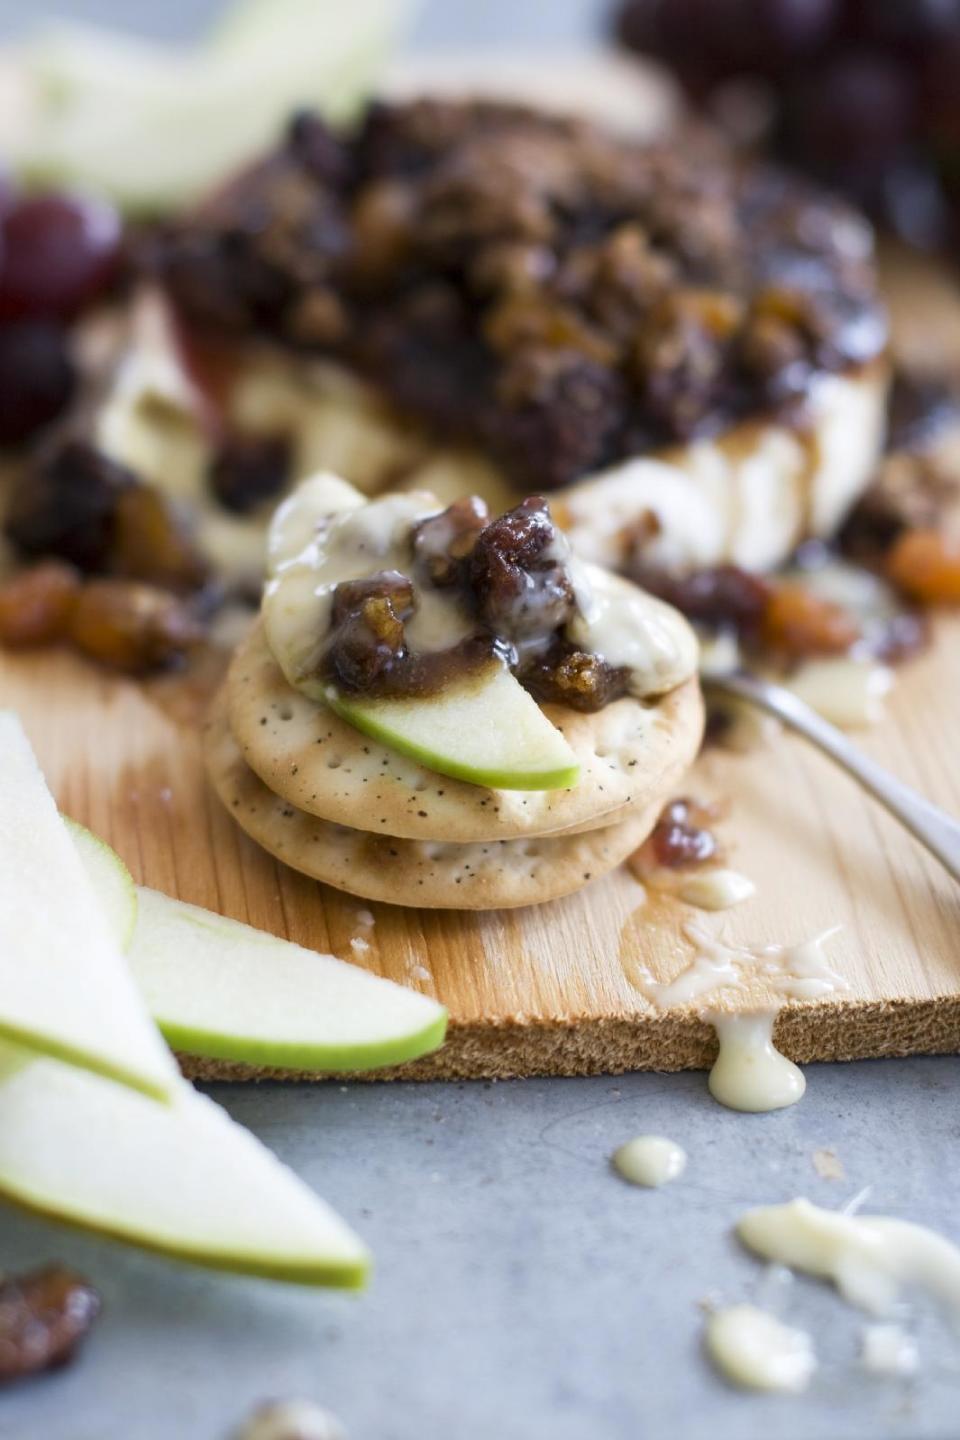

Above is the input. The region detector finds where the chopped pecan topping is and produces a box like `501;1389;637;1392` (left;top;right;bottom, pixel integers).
520;644;628;712
0;1265;101;1384
112;486;208;593
326;570;414;691
320;495;623;711
161;99;885;492
841;452;957;561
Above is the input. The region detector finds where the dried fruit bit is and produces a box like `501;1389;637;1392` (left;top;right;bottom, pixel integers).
234;1398;347;1440
0;1264;101;1384
0;323;76;447
0;562;80;648
4;442;134;572
650;797;719;869
68;580;203;673
760;583;860;658
886;529;960;605
521;645;628;712
208;434;291;515
5;442;207;593
112;486;208;593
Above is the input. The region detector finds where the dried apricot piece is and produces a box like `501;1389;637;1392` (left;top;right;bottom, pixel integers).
69;580;204;673
0;561;80;648
760;582;860;658
886;528;960;605
112;486;208;593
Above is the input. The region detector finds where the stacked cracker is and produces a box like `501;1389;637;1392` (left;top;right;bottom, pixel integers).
204;623;703;911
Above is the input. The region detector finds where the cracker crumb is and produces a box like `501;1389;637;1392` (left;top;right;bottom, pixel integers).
812;1147;845;1181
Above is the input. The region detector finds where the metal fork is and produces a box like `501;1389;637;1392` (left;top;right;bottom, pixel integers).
704;670;960;884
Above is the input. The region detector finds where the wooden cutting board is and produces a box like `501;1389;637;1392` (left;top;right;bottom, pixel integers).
2;608;958;1081
3;57;959;1082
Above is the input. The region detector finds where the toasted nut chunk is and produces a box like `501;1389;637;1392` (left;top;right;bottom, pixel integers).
886;529;960;605
0;562;80;648
69;581;204;673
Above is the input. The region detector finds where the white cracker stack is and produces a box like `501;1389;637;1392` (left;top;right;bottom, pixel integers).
204;625;704;910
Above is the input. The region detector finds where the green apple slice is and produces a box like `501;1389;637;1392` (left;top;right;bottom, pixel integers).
63;817;446;1071
0;713;177;1102
0;1042;369;1287
16;0;408;213
326;663;580;791
65;817;138;952
126;887;447;1072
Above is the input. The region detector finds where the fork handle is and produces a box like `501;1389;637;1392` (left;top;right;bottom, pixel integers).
706;671;960;884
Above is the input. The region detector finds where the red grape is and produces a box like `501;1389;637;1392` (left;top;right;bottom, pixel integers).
783;50;915;189
0;322;75;446
617;0;837;85
0;193;122;323
842;0;960;55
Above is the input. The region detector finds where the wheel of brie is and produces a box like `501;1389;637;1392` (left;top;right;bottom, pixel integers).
155;97;889;582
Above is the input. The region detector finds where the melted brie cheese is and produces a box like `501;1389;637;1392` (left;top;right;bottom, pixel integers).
264;476;698;704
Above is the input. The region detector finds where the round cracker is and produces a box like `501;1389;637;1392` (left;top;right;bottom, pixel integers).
226;623;704;844
205;690;663;910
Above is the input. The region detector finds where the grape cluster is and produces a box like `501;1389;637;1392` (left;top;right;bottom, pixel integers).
616;0;960;249
0;187;122;446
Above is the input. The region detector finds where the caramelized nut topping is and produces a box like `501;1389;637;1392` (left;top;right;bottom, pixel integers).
318;495;628;710
326;570;414;691
467;496;576;641
520;644;629;712
0;1265;101;1385
162;99;885;493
